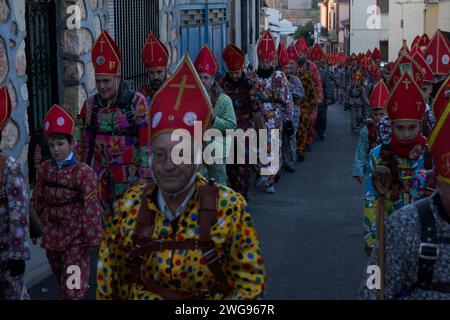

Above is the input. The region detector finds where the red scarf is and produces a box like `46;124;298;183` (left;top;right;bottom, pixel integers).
390;133;427;160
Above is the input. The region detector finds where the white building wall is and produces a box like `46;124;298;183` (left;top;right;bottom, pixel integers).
350;0;389;55
234;0;242;48
439;0;450;31
389;1;426;62
288;0;312;10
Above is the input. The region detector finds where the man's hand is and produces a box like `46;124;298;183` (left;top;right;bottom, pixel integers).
8;260;25;277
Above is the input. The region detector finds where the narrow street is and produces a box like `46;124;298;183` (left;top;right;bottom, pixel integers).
29;103;368;300
250;103;367;299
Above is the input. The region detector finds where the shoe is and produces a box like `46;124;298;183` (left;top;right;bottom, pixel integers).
305;144;312;152
265;185;276;194
297;153;305;162
285;165;296;173
319;134;326;140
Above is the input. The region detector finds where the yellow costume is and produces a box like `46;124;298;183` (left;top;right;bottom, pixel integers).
97;174;266;300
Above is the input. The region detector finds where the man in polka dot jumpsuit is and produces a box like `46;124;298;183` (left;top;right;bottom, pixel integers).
97;54;266;300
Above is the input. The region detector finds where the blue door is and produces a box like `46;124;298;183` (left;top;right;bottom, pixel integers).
179;3;229;75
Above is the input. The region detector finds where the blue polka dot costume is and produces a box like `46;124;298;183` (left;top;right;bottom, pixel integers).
97;174;266;300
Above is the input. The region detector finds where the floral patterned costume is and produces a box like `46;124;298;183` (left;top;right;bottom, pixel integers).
32;156;103;300
249;70;293;185
0;154;30;300
220;74;257;199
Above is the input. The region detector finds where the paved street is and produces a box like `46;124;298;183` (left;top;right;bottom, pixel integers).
29;103;368;300
250;103;367;299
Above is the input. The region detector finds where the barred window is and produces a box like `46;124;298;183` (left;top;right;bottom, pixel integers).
181;9;206;26
208;8;227;25
109;0;159;90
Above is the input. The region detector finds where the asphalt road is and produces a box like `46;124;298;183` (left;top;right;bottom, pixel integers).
250;103;367;299
29;103;368;300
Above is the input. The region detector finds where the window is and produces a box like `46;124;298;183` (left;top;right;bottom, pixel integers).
110;0;159;90
209;7;227;25
181;9;206;26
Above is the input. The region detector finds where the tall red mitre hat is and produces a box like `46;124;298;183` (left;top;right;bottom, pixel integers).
411;44;424;58
141;32;169;69
432;75;450;120
277;42;285;60
287;44;299;61
337;51;346;62
360;56;371;70
257;31;276;61
43;105;74;140
194;45;218;76
420;33;430;48
278;43;290;67
295;37;308;54
92;31;121;76
413;52;433;83
0;87;12;131
310;44;324;62
424;29;450;75
387;72;425;121
389;53;424;89
429;100;450;184
372;48;382;61
222;44;245;72
149;53;212;141
370;80;389;109
411;35;422;49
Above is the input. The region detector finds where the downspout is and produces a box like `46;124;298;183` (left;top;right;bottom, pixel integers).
423;2;427;36
205;0;209;45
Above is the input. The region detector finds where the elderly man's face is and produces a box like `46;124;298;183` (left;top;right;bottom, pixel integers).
95;75;120;102
151;133;198;194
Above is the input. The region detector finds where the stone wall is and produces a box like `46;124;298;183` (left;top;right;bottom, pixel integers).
59;0;108;118
0;0;29;170
159;0;179;71
0;0;108;179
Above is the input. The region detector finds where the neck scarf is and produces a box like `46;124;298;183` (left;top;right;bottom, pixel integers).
390;133;427;160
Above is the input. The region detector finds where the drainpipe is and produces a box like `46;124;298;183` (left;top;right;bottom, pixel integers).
205;0;209;45
423;2;427;36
